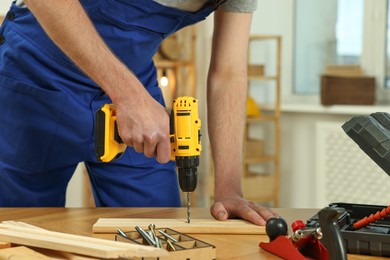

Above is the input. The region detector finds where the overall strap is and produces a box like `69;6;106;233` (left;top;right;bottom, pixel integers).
204;0;228;10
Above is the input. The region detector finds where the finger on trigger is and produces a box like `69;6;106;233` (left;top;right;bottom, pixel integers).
156;139;170;163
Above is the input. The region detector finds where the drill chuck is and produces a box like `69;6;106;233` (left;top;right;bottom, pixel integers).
176;156;199;192
178;167;198;192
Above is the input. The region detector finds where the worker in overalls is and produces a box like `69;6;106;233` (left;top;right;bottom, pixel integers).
0;0;276;225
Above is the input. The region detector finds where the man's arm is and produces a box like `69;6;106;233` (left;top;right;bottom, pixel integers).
24;0;171;163
207;10;276;225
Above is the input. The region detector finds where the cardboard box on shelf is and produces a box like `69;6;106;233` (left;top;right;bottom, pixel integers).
321;65;375;106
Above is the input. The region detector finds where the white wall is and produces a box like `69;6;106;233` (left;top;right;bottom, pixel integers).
0;1;11;15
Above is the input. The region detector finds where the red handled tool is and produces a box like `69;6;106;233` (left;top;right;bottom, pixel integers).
259;217;328;260
260;207;348;260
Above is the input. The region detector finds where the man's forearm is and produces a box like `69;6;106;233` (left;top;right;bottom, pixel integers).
207;73;247;197
207;11;252;199
24;0;146;104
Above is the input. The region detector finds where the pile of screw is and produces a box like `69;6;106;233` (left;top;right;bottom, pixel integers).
117;224;178;251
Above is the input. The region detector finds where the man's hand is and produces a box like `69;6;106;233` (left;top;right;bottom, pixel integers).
115;93;171;164
210;193;278;225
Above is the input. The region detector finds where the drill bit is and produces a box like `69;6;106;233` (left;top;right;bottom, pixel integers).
187;192;191;224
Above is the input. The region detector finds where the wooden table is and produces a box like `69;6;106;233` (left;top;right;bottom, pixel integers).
0;207;386;259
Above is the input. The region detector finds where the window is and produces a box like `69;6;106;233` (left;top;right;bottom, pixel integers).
293;0;370;94
336;0;363;65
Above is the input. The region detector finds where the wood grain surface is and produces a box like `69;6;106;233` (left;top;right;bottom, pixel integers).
93;218;266;235
0;208;387;260
0;246;51;259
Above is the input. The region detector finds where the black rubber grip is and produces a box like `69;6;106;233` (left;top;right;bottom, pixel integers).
95;109;106;159
318;207;347;260
114;121;123;143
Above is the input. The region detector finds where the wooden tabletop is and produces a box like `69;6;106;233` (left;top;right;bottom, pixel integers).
0;207;386;259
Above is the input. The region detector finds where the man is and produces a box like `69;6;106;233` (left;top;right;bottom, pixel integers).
0;0;276;225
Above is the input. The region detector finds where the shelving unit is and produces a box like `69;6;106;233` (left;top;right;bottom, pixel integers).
243;35;281;206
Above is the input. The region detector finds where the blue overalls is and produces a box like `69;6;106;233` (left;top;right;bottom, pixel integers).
0;0;217;206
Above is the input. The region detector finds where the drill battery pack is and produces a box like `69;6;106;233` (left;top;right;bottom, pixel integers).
95;104;126;162
306;202;390;257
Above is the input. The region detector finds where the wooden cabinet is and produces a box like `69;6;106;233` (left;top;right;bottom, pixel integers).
243;35;281;206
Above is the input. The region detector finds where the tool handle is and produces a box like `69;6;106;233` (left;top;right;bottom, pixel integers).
318;207;347;260
265;217;288;241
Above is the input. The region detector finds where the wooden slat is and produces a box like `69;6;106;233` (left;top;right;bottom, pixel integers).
0;241;11;249
0;223;168;259
0;246;51;259
2;221;45;229
0;221;100;259
93;218;265;235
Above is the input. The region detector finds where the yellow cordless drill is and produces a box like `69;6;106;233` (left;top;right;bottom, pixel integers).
95;96;202;223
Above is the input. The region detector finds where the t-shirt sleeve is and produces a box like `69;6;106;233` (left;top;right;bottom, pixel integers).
220;0;257;13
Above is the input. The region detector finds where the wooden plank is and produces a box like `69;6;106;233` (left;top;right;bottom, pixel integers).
2;221;45;229
0;241;11;249
0;223;168;259
0;246;51;260
1;221;100;259
157;246;215;260
29;249;101;260
93;218;265;235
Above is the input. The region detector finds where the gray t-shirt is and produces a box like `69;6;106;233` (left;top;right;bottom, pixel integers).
154;0;257;13
15;0;257;13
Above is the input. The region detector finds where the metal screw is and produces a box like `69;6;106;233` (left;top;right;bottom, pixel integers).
155;236;161;248
148;231;156;244
135;226;156;246
117;228;127;238
158;229;178;243
167;239;176;251
148;224;157;243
